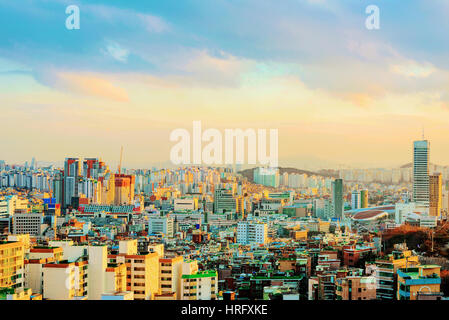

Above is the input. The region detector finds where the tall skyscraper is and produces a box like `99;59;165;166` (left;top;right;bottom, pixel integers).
413;140;430;208
63;158;80;208
429;173;442;217
332;179;344;218
360;189;369;208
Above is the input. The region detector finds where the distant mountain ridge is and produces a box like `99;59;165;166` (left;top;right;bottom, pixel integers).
400;163;446;169
238;167;339;182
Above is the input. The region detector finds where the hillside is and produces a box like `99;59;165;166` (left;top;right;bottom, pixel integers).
238;167;339;182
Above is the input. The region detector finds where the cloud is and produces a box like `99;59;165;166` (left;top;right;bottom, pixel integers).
55;72;129;102
179;50;255;84
132;48;257;87
390;60;436;78
85;4;169;34
137;13;168;33
103;42;130;63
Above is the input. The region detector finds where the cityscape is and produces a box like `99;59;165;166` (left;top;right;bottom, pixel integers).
1;137;449;301
2;0;449;309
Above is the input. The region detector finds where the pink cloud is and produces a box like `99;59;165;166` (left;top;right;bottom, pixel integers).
56;72;129;102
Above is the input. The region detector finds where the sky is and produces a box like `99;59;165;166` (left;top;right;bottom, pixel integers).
1;0;449;170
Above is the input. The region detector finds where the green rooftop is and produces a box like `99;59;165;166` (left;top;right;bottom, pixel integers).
182;270;218;279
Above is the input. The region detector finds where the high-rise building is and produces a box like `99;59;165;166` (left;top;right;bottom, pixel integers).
429;173;442;217
83;158;105;179
413;140;430;208
53;171;64;206
113;174;135;205
351;191;361;210
360;190;368;208
63;158;80;208
332;179;344;218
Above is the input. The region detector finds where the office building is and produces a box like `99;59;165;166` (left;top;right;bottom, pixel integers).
351;191;361;210
413;140;430;208
429;173;442;217
148;216;174;237
213;188;236;214
12;212;44;236
332;179;344;218
360;190;368;208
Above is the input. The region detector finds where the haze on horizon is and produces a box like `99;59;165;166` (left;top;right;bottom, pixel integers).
1;0;449;169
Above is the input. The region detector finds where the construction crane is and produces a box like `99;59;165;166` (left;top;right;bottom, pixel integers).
118;146;123;174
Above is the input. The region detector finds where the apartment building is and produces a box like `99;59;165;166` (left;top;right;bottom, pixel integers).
159;256;183;299
102;263;132;300
25;246;64;295
181;270;218;300
46;241;135;300
43;262;77;300
108;240;160;300
374;248;419;300
0;195;28;218
0;241;25;291
336;276;376;300
397;265;442;300
237;221;268;245
342;244;376;267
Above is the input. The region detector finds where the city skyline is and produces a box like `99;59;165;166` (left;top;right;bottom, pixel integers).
4;0;449;307
3;134;449;172
2;1;449;168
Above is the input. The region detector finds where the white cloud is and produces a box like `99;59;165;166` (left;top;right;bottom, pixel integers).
390;60;436;78
103;42;129;63
85;4;169;34
137;13;168;33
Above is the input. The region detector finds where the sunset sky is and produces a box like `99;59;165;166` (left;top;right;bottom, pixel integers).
1;0;449;169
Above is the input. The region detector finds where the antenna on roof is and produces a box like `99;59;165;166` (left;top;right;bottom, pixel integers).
422;125;425;140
